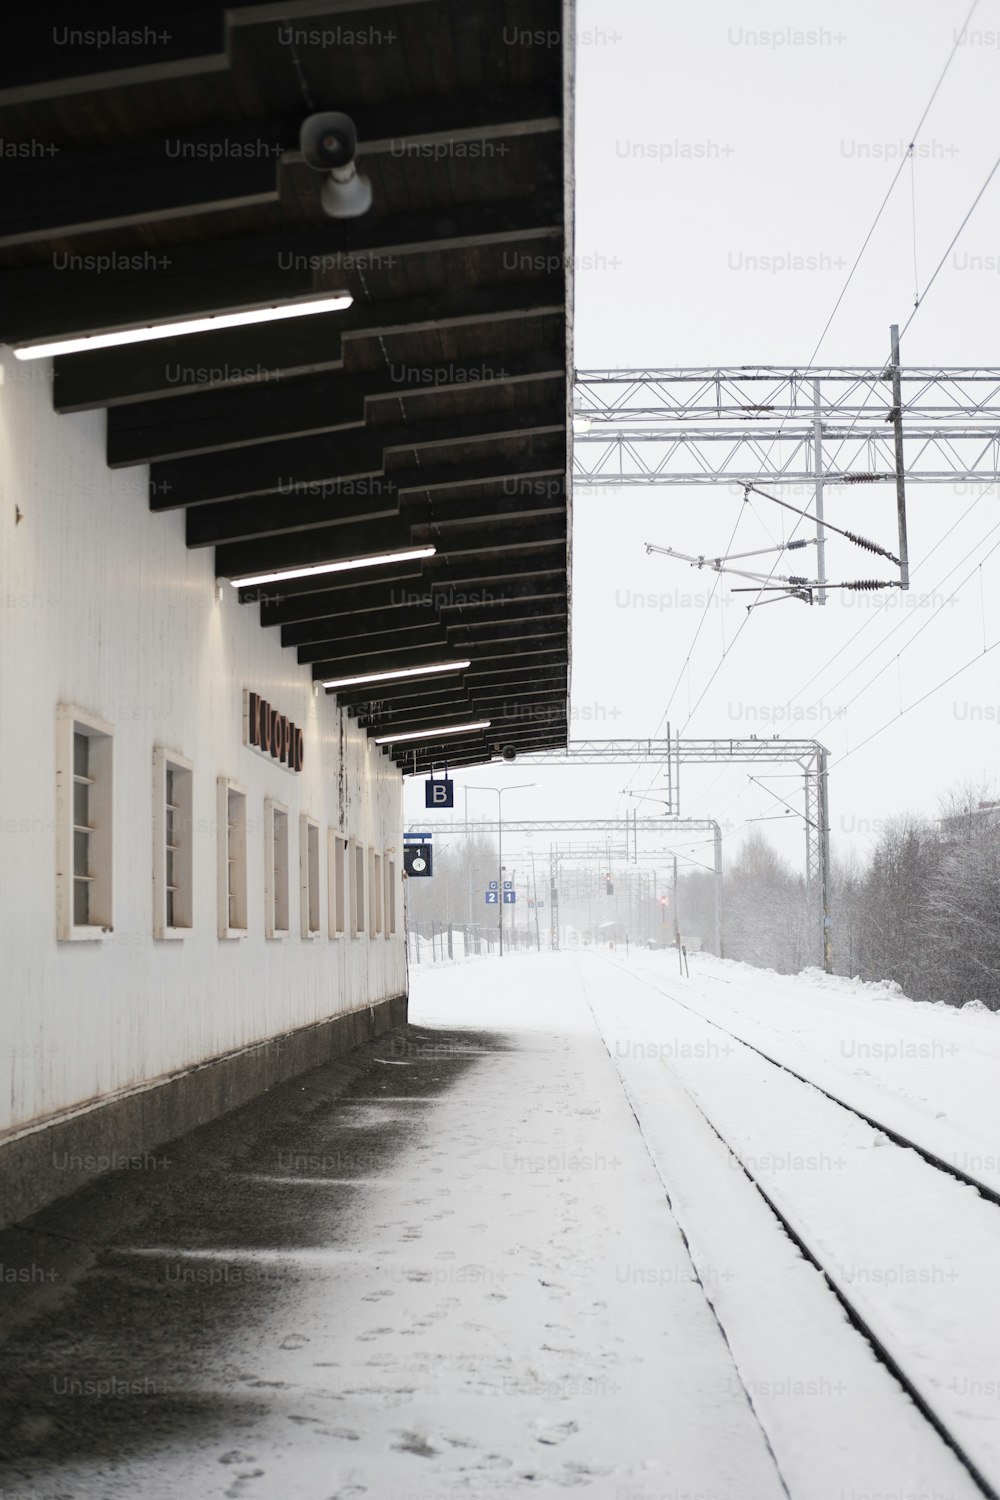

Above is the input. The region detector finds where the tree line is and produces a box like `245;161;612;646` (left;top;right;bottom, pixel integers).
676;782;1000;1008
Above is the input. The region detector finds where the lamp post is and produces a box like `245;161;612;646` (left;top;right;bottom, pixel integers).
465;783;536;956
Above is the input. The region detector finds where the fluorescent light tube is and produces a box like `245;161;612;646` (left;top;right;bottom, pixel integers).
323;660;471;690
12;294;354;361
229;546;436;589
375;721;491;745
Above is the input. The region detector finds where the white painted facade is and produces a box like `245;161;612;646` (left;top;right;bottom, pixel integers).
0;347;406;1141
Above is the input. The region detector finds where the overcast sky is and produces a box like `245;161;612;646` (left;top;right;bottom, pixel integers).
405;0;1000;894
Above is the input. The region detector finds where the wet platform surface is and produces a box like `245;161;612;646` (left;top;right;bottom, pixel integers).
0;967;783;1500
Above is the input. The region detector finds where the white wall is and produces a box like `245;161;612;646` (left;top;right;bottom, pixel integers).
0;348;406;1139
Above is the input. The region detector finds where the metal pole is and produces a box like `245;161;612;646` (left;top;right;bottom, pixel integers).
497;789;504;957
890;324;910;590
712;821;724;959
812;378;827;605
673;855;682;974
530;850;541;951
464;787;471;928
819;747;833;974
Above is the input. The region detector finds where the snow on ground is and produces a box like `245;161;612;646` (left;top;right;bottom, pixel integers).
575;954;1000;1493
615;948;1000;1194
0;954;779;1500
5;950;994;1500
416;952;991;1500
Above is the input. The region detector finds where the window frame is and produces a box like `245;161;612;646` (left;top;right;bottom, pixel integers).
328;829;348;938
300;813;322;939
56;705;114;942
153;747;193;940
350;837;365;938
217;776;248;940
371;849;382;937
265;797;290;940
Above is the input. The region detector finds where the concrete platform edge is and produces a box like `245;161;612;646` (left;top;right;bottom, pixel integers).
0;993;408;1228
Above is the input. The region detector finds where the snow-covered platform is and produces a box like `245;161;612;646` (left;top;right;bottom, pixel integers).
0;950;996;1499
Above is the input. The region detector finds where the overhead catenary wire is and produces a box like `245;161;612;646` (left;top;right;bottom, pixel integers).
625;0;983;825
794;497;1000;714
671;8;990;815
837;631;1000;768
778;486;993;712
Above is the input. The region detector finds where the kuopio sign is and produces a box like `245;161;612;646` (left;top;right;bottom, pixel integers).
244;689;305;772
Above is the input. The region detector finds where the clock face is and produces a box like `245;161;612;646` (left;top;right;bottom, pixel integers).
411;856;427;873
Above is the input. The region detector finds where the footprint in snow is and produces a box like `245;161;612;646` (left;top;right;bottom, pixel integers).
392;1430;439;1458
535;1419;579;1446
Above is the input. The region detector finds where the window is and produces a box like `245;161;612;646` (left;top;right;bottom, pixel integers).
386;856;397;936
372;851;383;936
300;815;321;938
57;706;113;941
217;778;248;939
153;749;193;938
350;839;365;937
265;798;290;938
328;831;348;937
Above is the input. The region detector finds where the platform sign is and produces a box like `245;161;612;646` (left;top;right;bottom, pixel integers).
485;890;499;904
404;844;433;877
503;880;513;890
488;880;498;890
502;890;516;904
425;777;454;809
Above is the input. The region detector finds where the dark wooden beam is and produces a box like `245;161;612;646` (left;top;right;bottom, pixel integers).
186;468;566;549
352;682;567;727
213;513;566;582
333;660;567;710
53;274;564;412
280;584;566;650
0;89;559;250
309;637;568;681
155;400;565;507
247;542;567;612
282;605;442;650
264;569;566;628
107;343;563;465
11;192;562;350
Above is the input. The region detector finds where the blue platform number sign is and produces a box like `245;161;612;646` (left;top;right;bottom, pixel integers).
503;880;513;890
502;890;516;904
485;890;499;904
488;881;498;890
425;776;454;809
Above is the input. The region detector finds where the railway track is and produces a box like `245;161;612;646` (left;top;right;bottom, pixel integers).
587;953;1000;1500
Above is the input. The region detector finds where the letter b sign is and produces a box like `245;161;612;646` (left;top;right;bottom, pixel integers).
425;777;454;809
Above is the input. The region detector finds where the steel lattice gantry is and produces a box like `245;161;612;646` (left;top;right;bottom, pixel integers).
462;817;724;957
573;367;1000;485
510;737;831;968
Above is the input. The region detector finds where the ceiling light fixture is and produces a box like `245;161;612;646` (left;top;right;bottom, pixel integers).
228;546;436;589
12;294;354;361
375;721;491;745
323;660;472;691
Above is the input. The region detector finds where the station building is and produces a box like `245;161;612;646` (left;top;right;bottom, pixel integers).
0;0;573;1223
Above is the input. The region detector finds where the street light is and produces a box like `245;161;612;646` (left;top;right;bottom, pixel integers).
465;783;537;956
